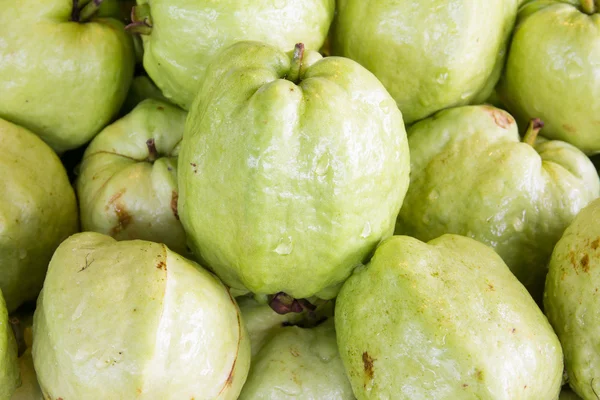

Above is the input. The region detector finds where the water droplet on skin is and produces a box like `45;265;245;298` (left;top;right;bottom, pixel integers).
274;237;293;255
18;249;27;259
460;91;474;100
436;73;448;84
315;153;329;176
360;222;371;238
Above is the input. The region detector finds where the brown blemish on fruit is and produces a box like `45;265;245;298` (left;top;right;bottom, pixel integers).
171;191;179;220
106;189;126;208
218;290;242;395
111;203;132;235
362;352;375;383
581;254;590;272
157;106;164;110
562;124;576;133
190;162;198;174
290;348;300;357
137;388;142;394
591;239;599;250
475;369;484;381
484;106;514;129
156;260;166;270
487;282;495;291
511;328;516;333
462;383;469;388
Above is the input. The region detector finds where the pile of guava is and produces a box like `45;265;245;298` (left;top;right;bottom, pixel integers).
1;1;599;399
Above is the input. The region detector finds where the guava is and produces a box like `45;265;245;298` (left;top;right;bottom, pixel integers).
0;0;135;153
9;313;42;400
545;198;600;399
77;99;189;256
396;105;599;302
129;0;335;109
32;232;250;399
335;234;564;399
0;290;19;400
239;320;354;400
498;0;600;154
178;41;410;302
331;0;518;124
0;118;78;312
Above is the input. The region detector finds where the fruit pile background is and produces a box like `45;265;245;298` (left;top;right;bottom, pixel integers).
1;0;600;399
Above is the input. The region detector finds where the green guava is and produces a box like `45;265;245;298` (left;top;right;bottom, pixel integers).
545;198;600;399
0;0;135;153
0;118;79;313
498;0;600;154
0;290;19;400
120;75;169;116
396;105;599;302
331;0;518;124
130;0;335;109
178;41;410;302
33;232;250;399
335;234;564;399
239;320;354;400
77;99;189;256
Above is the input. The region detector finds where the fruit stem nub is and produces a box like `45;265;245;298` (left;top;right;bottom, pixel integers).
581;0;596;14
78;0;104;22
269;292;314;315
146;138;158;162
286;43;305;84
125;5;153;35
523;118;544;147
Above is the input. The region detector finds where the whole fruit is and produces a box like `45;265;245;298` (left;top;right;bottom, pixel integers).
498;0;600;154
331;0;518;124
179;41;410;301
396;105;599;302
33;232;250;399
131;0;334;109
0;118;78;312
0;0;135;153
0;290;19;399
239;320;354;400
336;234;563;399
545;198;600;399
77;99;189;255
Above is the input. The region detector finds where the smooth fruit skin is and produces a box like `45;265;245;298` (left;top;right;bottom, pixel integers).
137;0;335;109
77;99;189;256
178;41;410;300
238;320;354;400
498;1;600;155
335;234;563;399
0;118;78;312
545;198;600;399
396;105;599;302
0;290;19;400
331;0;518;124
32;232;250;399
0;0;135;153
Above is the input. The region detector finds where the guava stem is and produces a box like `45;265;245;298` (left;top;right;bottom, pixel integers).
146;138;158;162
286;43;305;84
125;5;153;35
581;0;596;14
78;0;104;22
8;317;26;357
523;118;544;146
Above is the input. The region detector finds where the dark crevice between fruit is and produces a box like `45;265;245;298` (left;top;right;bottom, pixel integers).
9;317;27;357
71;0;104;23
125;4;153;35
285;43;305;84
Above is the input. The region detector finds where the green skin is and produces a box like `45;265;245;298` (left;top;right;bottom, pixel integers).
396;105;599;302
331;0;518;124
120;75;169;116
10;313;43;400
0;290;19;400
239;320;354;400
545;198;600;399
33;232;250;399
0;118;78;313
135;0;335;109
0;0;135;153
498;0;600;155
77;99;189;256
335;234;564;399
179;41;410;300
